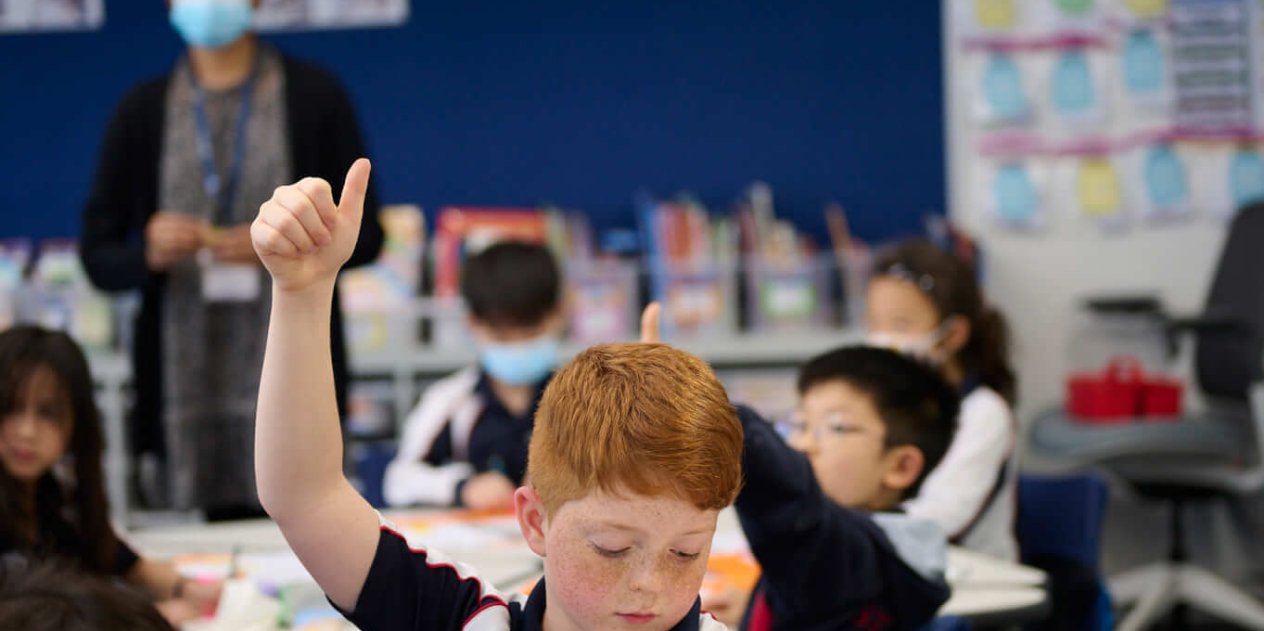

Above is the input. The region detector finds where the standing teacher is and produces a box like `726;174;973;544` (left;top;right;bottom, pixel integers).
80;0;383;518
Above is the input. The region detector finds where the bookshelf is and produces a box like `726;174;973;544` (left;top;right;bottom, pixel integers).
88;325;859;523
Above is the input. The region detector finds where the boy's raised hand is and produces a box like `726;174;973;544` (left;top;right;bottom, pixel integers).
252;159;371;293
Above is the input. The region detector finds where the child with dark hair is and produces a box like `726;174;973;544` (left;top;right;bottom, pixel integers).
0;558;175;631
637;300;960;630
722;345;960;630
0;325;221;626
868;238;1020;561
384;240;564;510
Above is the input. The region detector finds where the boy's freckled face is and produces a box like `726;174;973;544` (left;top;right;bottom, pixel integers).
526;489;718;631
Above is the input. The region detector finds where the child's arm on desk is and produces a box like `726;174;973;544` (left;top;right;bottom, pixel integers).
126;554;223;625
252;160;381;612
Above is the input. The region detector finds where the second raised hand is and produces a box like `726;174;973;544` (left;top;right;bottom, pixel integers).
640;302;663;344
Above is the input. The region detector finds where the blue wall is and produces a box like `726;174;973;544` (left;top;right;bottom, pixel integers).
0;2;944;247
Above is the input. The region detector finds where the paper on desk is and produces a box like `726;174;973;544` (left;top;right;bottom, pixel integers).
387;511;523;552
173;553;235;580
182;579;280;631
700;553;760;600
174;550;315;588
708;530;751;556
242;550;316;587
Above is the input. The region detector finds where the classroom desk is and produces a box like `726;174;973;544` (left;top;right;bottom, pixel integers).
127;508;1047;629
127;509;542;590
947;547;1046;588
940;547;1048;623
940;588;1050;626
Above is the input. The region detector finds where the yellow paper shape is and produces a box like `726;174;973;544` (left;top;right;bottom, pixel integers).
1124;0;1168;18
975;0;1017;29
1077;158;1122;216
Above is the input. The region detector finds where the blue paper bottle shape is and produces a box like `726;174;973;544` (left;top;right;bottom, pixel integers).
1052;50;1096;116
1144;145;1186;211
994;163;1038;225
1229;150;1264;209
984;54;1028;122
1123;30;1164;97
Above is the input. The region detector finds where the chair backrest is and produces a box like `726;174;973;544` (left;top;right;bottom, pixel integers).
1196;202;1264;401
1017;473;1112;631
1017;473;1108;569
353;443;397;508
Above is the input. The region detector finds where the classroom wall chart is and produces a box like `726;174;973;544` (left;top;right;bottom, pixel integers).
0;0;406;35
0;0;103;32
254;0;408;32
949;0;1264;233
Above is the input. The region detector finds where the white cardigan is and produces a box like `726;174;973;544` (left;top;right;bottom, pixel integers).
904;386;1019;561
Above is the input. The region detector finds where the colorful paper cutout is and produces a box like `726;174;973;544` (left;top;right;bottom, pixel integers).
984;54;1029;121
1123;30;1164;96
1052;50;1096;116
1077;157;1122;215
994;163;1039;224
1144;145;1187;210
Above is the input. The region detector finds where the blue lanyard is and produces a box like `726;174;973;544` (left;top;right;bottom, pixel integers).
188;52;260;225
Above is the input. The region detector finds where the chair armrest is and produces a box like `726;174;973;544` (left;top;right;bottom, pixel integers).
1083;296;1247;359
1168;314;1246;334
1083;295;1165;316
1164;310;1249;359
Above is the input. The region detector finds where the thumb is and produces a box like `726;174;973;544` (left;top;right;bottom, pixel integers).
337;158;372;226
640;302;662;344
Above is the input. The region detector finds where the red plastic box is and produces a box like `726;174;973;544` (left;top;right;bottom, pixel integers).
1066;357;1183;423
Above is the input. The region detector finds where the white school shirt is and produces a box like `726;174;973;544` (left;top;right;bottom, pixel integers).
383;368;484;507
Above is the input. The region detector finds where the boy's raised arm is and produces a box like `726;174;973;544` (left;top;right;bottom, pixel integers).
252;159;380;611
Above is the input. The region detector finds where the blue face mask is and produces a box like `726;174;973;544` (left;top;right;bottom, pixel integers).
170;0;255;50
480;335;560;387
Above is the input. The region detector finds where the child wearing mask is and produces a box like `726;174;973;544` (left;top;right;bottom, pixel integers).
867;239;1019;561
79;0;383;517
384;241;563;511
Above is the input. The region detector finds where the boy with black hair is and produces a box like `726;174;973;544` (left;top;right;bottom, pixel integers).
385;240;563;510
727;345;960;630
642;302;959;631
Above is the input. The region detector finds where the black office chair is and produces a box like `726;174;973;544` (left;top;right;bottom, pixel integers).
1029;202;1264;630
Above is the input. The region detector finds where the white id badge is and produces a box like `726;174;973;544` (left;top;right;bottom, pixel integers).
199;249;261;302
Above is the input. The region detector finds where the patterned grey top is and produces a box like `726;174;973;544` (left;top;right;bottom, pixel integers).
158;46;291;511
